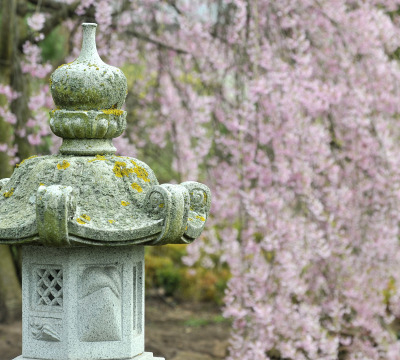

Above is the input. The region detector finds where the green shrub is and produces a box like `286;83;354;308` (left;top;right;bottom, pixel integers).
145;245;230;303
155;264;182;296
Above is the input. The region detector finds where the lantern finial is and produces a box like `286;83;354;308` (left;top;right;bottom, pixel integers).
49;23;128;155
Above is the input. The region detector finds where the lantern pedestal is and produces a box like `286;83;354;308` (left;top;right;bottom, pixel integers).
13;245;163;360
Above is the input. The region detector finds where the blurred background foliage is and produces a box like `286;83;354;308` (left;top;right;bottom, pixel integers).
146;244;229;303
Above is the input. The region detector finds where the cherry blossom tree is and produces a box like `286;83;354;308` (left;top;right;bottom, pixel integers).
2;0;400;358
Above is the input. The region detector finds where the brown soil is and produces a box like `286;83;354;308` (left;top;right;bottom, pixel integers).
0;297;230;360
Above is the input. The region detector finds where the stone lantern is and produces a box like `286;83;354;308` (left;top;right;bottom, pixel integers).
0;23;211;360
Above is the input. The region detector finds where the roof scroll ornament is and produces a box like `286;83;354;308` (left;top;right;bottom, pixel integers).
1;23;211;360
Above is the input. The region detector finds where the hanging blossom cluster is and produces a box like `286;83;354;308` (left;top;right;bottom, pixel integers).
5;0;400;358
208;2;400;360
27;13;45;32
126;1;400;359
0;84;19;163
19;37;53;153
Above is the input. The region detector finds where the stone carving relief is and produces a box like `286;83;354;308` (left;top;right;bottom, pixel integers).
79;265;122;342
188;188;208;213
35;267;63;307
133;262;143;335
145;189;167;220
30;317;61;342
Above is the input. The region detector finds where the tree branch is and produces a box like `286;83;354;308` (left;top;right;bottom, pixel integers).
127;29;188;55
16;1;33;17
26;0;69;11
164;0;183;15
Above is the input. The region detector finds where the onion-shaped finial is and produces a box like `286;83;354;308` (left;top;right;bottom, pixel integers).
49;23;128;155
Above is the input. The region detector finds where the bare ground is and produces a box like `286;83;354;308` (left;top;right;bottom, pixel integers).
0;297;230;360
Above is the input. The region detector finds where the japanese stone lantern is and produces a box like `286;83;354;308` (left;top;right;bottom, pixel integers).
0;23;211;360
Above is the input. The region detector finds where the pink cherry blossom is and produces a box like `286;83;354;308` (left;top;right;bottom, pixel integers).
27;13;46;32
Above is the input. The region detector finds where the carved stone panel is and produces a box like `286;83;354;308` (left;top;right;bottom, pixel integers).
79;265;122;342
34;267;63;308
30;316;61;342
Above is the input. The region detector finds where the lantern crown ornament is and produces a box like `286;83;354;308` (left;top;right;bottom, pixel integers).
49;23;128;155
51;23;127;112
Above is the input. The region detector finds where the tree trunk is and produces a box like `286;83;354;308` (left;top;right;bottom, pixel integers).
0;246;22;323
0;0;22;324
12;40;34;162
0;0;17;178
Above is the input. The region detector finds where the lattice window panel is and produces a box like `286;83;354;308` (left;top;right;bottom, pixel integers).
35;268;63;307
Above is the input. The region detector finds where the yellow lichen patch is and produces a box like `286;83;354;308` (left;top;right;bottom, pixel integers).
3;188;14;198
102;109;124;116
39;183;45;186
159;203;164;208
88;154;107;162
196;215;206;221
108;219;115;224
113;161;133;178
121;201;130;206
16;155;38;168
55;61;74;71
77;214;90;224
131;183;143;193
131;161;150;182
81;214;91;221
57;160;70;170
